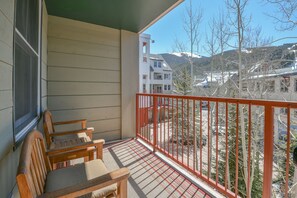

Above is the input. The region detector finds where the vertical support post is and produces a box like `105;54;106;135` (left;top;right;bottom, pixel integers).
136;94;139;138
263;105;274;197
153;96;158;152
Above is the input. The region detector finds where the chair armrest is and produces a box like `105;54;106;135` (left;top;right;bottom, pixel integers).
40;167;130;198
46;139;105;156
49;128;94;137
53;119;87;126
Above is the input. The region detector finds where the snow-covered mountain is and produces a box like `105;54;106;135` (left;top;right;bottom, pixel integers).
170;52;203;58
160;52;206;68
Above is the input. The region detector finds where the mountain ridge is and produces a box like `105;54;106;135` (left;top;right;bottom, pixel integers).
160;43;297;77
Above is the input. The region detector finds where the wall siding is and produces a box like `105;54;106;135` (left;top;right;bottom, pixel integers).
0;1;48;196
48;16;121;140
0;0;15;195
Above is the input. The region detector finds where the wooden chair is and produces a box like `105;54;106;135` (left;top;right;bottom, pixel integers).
43;110;101;167
17;130;130;198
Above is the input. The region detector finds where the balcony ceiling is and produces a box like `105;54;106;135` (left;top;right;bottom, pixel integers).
45;0;183;33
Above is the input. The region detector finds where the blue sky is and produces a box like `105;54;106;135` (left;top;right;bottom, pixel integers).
144;0;297;56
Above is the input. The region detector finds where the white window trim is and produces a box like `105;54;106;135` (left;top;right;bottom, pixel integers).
14;0;42;143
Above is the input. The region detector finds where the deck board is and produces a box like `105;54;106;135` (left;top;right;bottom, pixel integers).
103;139;211;198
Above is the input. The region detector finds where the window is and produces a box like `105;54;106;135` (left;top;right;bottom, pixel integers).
256;82;260;91
157;86;162;93
164;73;171;80
143;84;146;93
142;42;147;54
295;79;297;92
168;85;171;90
143;75;147;80
158;61;161;68
280;77;290;92
242;82;247;91
154;61;157;67
142;42;148;62
14;0;41;141
265;80;275;92
164;85;167;90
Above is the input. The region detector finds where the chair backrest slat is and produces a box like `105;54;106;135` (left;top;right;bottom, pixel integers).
36;139;47;183
32;142;44;193
17;130;51;197
31;158;41;195
43;110;55;147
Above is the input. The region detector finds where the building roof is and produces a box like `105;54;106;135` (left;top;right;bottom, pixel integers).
150;54;172;71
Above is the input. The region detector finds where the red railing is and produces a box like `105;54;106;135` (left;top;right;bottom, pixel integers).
136;93;297;198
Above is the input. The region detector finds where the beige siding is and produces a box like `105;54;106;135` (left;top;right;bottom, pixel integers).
48;82;120;95
121;30;139;139
48;67;120;82
0;0;15;195
0;1;48;196
41;3;48;111
0;61;12;90
48;16;121;140
48;52;120;71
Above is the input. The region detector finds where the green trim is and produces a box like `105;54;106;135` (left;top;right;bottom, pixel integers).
45;0;181;32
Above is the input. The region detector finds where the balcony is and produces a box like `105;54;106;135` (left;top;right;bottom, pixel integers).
136;93;297;198
102;139;214;197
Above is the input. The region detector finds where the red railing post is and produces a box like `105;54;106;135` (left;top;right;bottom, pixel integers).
153;96;158;152
262;105;274;197
136;94;139;138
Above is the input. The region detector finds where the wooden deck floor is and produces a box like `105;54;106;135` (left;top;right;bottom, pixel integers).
103;139;212;198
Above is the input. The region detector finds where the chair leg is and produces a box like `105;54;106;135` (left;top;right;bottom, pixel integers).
97;144;103;160
84;156;89;162
89;151;94;161
117;179;128;198
52;162;57;170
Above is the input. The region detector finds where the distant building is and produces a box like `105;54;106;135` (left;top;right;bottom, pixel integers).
149;54;172;94
193;71;238;96
139;34;151;93
242;64;297;101
139;34;173;94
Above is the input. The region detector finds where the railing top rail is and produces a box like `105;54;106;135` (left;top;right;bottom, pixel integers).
136;93;297;108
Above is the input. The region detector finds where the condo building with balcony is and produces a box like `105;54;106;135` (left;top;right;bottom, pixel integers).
139;35;173;94
149;54;173;94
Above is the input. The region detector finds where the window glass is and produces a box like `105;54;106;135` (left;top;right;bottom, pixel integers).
264;80;275;92
16;0;39;51
158;62;161;68
14;0;40;138
280;77;290;92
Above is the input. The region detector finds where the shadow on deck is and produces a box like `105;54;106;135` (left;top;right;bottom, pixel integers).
103;139;212;198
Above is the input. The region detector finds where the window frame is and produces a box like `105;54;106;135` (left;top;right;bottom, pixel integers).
280;77;290;92
264;80;275;92
13;0;42;145
158;61;161;68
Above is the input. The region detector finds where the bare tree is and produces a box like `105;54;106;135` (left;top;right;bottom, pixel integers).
183;0;203;88
264;0;297;30
205;17;219;94
216;9;231;86
225;0;252;196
